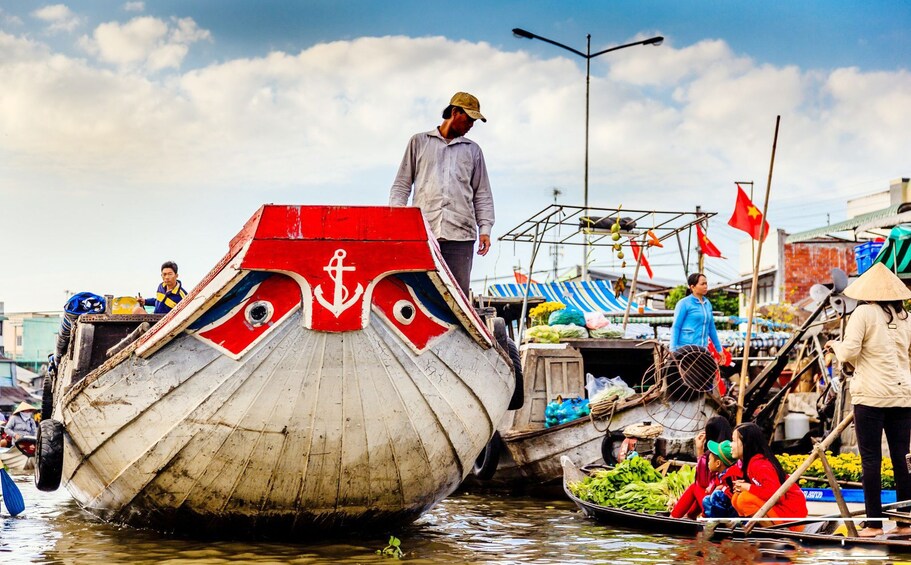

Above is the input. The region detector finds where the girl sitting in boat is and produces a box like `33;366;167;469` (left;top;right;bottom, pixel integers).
670;416;732;518
731;422;807;529
701;439;742;518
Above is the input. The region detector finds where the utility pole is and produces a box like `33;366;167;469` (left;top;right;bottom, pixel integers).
696;205;705;274
551;187;563;279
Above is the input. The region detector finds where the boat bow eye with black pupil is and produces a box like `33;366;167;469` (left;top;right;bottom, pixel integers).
393;300;416;325
245;300;274;327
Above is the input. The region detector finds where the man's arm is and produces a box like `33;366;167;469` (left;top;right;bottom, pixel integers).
390;136;417;206
472;147;494;256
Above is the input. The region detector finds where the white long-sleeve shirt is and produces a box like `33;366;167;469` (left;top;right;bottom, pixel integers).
389;129;494;241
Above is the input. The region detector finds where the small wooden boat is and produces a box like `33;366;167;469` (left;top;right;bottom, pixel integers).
37;205;518;536
0;437;36;473
562;457;911;553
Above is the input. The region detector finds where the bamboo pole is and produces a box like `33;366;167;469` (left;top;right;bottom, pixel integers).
743;412;854;534
817;445;859;537
736;115;781;424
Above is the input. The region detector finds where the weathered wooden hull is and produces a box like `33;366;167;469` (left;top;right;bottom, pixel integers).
50;205;515;536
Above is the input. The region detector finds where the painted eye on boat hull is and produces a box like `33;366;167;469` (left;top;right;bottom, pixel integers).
393;300;416;325
245;300;274;327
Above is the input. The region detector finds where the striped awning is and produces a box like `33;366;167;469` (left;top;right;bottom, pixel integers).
487;280;646;314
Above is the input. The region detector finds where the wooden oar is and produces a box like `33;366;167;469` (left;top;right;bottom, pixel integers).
0;466;25;516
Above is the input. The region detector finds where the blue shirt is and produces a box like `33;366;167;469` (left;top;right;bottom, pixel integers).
146;280;187;314
670;294;721;351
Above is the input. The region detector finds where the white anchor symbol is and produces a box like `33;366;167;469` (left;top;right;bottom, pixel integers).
314;249;364;317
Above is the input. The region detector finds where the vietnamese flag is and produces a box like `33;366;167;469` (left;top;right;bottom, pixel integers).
629;239;653;279
696;223;723;258
728;185;770;241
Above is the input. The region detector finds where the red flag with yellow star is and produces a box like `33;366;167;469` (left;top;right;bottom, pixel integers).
728;185;770;241
696;222;723;258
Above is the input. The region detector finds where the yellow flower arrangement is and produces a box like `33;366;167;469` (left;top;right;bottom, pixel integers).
777;452;893;488
529;301;565;327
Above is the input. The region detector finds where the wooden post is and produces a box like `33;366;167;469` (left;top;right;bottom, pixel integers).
736;115;781;424
744;411;853;534
817;445;859;537
622;235;646;330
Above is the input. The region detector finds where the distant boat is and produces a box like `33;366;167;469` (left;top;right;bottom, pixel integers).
38;205;518;536
0;437;35;473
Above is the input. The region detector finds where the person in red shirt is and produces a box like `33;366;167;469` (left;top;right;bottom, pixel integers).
730;422;807;530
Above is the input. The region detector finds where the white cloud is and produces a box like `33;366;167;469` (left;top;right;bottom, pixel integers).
123;1;145;12
0;8;24;26
80;16;210;70
31;4;81;33
0;32;909;311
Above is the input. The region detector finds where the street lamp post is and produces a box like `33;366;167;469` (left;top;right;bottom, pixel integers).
512;28;663;280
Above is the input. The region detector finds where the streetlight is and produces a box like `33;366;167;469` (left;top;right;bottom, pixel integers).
512;28;663;280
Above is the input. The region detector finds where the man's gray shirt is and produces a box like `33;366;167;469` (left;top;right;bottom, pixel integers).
389;128;494;241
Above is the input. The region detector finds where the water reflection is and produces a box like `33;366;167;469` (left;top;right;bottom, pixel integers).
0;474;898;564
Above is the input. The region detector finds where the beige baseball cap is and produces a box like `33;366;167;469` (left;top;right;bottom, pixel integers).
450;92;487;122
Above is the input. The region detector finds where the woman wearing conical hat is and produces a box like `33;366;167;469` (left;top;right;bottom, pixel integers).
826;263;911;538
3;401;38;442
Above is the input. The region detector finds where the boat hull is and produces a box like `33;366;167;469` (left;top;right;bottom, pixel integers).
564;472;911;552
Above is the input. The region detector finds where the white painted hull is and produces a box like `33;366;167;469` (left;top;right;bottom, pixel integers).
59;311;512;533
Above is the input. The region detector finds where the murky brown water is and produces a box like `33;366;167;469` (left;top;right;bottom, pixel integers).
0;472;901;564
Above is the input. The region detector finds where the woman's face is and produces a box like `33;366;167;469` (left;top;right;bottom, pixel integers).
731;430;743;459
690;275;708;297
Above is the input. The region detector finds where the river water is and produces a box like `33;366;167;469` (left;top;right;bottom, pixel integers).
0;473;900;564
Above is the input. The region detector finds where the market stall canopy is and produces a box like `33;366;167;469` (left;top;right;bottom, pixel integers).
873;224;911;278
487;280;647;314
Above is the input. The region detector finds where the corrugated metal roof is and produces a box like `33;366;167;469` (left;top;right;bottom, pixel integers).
786;204;909;243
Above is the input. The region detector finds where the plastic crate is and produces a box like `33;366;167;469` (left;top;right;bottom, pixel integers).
854;240;885;274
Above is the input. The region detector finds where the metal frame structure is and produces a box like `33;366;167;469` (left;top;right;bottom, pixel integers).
498;203;718;342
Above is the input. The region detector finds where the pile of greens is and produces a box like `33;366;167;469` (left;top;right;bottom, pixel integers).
569;457;695;513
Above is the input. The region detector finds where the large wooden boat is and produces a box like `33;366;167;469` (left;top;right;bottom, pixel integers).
562;458;911;553
37;205;518;536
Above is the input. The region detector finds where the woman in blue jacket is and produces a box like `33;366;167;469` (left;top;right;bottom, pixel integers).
671;273;721;352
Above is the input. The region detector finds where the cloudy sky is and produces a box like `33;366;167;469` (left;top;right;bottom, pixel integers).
1;1;909;313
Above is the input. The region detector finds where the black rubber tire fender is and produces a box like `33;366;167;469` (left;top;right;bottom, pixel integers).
506;338;525;411
35;418;64;492
471;431;503;480
42;374;54;421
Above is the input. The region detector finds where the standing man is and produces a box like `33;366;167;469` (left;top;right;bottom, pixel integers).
390;92;494;296
138;261;188;314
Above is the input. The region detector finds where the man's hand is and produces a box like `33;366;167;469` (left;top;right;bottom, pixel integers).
477;234;491;256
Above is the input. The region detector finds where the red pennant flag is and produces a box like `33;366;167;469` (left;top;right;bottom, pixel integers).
696;223;723;258
514;270;538;285
728;185;770;241
629;239;653;279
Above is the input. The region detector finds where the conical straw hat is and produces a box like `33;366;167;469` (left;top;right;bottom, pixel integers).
12;401;37;415
843;263;911;301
